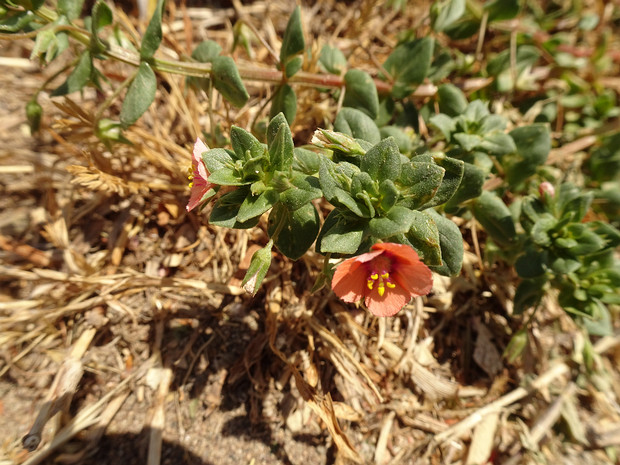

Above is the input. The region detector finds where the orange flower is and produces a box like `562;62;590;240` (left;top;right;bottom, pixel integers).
186;138;214;212
331;243;433;317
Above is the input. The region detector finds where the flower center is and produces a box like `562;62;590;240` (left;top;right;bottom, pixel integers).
366;269;396;297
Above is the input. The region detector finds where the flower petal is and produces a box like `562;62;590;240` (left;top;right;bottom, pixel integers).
193;138;209;180
332;257;368;303
365;284;411;317
371;242;421;266
392;262;433;297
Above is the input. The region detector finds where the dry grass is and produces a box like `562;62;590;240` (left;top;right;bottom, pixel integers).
1;1;619;464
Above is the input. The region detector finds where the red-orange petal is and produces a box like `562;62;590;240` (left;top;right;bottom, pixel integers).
392;262;433;297
365;284;411;317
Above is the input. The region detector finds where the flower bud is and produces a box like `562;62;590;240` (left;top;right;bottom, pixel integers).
311;129;365;155
26;99;42;133
538;181;555;198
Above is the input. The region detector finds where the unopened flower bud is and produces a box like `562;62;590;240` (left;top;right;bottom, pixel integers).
311;129;365;155
538;181;555;199
26;99;42;133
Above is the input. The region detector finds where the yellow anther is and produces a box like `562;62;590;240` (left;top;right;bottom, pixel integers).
370;273;378;280
367;280;374;290
386;282;395;289
189;182;194;188
381;272;389;279
378;283;385;297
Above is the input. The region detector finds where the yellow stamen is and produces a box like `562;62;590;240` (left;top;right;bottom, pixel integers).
370;273;378;280
367;268;396;297
386;282;395;289
189;182;194;188
377;282;385;297
367;280;374;290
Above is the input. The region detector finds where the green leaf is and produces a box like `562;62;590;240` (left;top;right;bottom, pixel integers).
242;240;273;295
417;154;464;208
90;0;112;53
319;158;367;217
284;56;303;78
210;189;259;229
429;113;456;140
379;126;412;155
31;16;70;63
426;209;464;276
241;240;273;294
207;167;247;186
368;206;416;239
398;161;445;209
191;40;222;62
515;248;547;278
504;330;528;363
212;56;249;108
319;44;347;75
268;202;319;260
237;188;278;223
202;148;236;173
437;83;468;116
431;0;466;32
514;278;546;314
360;137;401;183
471;191;518;248
343;69;379;119
267;112;294;171
279;173;322;211
269;84;297;124
51;50;92;96
334;108;381;144
230;126;264;161
504;124;551;186
140;0;165;60
479;132;517;155
280;6;305;64
444;161;485;212
58;0;84;21
317;209;365;254
405;210;442;265
120;61;156;128
382;37;434;99
484;0;520;22
292;147;320;174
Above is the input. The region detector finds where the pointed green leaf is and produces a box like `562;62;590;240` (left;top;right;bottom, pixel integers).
210;189;259;229
360;137;401;183
426;209;464;276
444;161;485;211
504;124;551;187
437;83;468;116
317;209;365;254
484;0;520;22
279;173;322;211
120;61;156;128
334;108;381;144
192;40;221;62
269;84;297;124
416;154;464;208
231;126;264;161
58;0;85;21
319;44;347;75
280;6;305;64
405;210;442;265
268;202;319;260
471;191;517;248
140;0;164;60
382;37;434;99
51;50;92;96
397;161;445;209
368;206;416;239
237;188;278;223
431;0;466;32
267;113;294;171
344;69;379;119
212;56;249;108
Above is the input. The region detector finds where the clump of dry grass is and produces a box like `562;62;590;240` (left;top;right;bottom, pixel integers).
1;2;619;465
